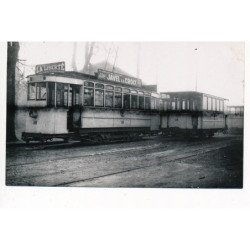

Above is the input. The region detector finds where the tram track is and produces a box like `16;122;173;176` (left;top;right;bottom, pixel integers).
6;136;242;187
56;142;235;187
6;135;239;168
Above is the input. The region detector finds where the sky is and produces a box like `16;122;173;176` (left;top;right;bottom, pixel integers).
19;42;244;105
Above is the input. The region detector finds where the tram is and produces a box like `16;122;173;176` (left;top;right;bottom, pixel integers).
21;62;161;143
160;91;228;137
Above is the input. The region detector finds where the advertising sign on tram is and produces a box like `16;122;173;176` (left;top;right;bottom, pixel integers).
97;69;142;87
35;61;65;74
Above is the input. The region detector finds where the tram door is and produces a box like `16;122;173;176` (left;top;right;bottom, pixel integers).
67;85;81;131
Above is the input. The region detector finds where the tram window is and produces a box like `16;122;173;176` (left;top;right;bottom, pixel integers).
123;94;130;109
115;87;122;92
156;99;160;110
220;100;224;111
114;92;122;108
163;101;167;111
84;88;94;106
131;95;138;109
56;83;67;107
208;97;212;110
36;82;47;100
139;96;144;109
151;98;156;110
187;100;190;110
216;99;219;111
203;96;208;110
105;91;113;107
73;86;80;106
212;98;216;111
28;82;36;100
63;85;68;106
177;100;180;110
84;81;94;87
145;97;150;110
193;101;197;110
105;85;114;91
123;88;130;94
95;89;104;107
95;83;104;89
161;93;170;99
171;101;176;110
68;86;72;107
182;100;186;110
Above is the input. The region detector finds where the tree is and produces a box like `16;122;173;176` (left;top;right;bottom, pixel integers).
6;42;20;142
82;42;95;74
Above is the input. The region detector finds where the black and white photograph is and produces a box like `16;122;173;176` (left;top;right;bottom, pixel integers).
5;41;244;188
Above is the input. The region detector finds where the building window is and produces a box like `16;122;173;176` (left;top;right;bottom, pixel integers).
28;82;36;100
105;91;113;107
84;87;94;106
187;100;190;110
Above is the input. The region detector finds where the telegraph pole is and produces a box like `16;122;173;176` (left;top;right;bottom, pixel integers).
136;42;141;78
194;47;198;91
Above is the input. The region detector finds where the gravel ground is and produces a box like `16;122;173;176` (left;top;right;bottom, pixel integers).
6;134;243;188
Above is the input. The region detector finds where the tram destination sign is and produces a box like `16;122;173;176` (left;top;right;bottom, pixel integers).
97;69;142;87
35;61;65;74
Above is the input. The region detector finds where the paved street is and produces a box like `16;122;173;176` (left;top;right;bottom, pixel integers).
6;134;243;188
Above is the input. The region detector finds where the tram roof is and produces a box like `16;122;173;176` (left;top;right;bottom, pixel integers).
27;71;158;94
160;91;228;100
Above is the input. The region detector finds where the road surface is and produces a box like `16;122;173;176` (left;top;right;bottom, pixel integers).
6;134;243;188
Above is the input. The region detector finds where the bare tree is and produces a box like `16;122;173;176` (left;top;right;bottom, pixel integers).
82;42;95;73
7;42;20;142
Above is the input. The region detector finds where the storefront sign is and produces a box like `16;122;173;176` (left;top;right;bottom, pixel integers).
97;69;142;87
35;62;65;74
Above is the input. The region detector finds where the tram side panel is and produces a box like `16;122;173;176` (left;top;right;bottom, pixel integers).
23;108;68;134
80;109;152;130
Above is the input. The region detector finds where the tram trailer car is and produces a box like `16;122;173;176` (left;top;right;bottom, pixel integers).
22;69;161;143
226;106;244;134
160;91;227;137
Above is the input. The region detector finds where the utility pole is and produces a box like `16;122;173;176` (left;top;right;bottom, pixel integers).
136;42;141;78
7;42;20;141
194;47;198;91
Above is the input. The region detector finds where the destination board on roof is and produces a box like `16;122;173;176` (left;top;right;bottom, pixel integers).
35;62;65;74
97;69;142;87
